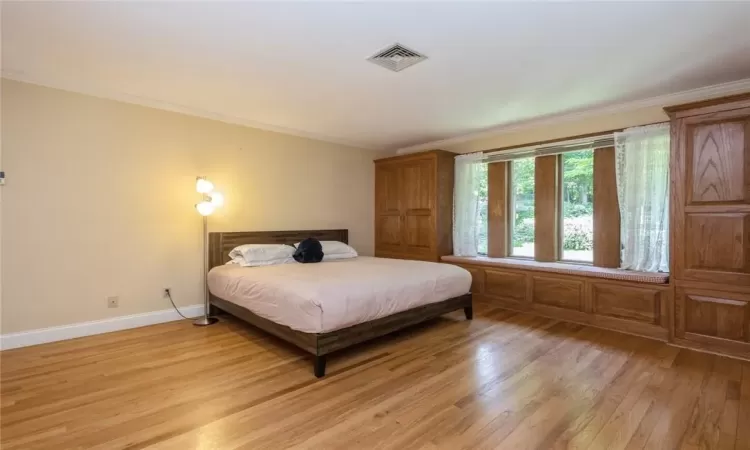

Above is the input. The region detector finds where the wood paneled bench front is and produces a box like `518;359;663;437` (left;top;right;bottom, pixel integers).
443;256;670;341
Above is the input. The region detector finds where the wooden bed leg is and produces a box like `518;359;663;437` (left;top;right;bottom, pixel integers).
464;306;473;320
314;355;327;378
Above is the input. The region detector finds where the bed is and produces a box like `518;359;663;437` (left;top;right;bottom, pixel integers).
207;229;473;377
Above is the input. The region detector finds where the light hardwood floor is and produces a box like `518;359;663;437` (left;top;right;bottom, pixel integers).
2;301;749;449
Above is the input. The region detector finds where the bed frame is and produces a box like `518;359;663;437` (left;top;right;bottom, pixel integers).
208;229;473;377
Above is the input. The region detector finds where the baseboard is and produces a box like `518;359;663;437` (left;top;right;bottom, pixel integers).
0;304;203;350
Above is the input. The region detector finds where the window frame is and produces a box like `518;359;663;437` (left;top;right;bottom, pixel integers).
558;150;595;265
507;157;536;260
482;133;629;269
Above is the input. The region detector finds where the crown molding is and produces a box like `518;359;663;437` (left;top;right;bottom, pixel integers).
7;68;749;155
1;69;384;151
395;78;750;154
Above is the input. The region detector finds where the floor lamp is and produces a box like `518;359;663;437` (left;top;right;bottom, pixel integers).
194;176;223;326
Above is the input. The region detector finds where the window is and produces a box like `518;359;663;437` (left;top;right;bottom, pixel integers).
561;149;594;262
510;157;535;257
458;127;667;272
476;163;489;254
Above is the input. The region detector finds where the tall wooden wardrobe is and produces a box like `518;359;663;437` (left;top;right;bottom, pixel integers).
666;93;750;360
374;150;455;262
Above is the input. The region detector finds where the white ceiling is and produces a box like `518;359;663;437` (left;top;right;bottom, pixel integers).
3;2;750;150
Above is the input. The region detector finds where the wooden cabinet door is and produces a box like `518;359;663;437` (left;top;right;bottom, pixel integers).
675;287;750;358
400;158;436;258
672;108;750;287
375;164;403;255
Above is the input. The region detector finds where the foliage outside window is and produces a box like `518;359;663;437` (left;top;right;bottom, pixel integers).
511;158;535;257
561;149;594;262
476;163;488;254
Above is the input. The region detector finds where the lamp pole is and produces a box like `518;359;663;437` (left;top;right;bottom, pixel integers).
194;181;219;326
194;214;217;326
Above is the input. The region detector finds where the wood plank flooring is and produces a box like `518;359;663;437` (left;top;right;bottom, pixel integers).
2;301;749;449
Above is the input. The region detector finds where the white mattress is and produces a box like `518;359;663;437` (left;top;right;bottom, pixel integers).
207;256;472;333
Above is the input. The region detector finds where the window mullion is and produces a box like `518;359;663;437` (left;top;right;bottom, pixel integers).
487;162;509;257
593;146;621;268
534;155;559;262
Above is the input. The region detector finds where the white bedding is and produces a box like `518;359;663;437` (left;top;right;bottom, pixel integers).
207;256;472;333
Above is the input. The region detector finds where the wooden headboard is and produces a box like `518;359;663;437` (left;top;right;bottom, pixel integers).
208;229;348;270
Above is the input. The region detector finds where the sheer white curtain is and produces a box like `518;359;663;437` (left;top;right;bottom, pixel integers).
453;152;485;256
614;123;670;272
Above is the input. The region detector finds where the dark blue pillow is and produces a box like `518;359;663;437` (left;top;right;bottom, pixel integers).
293;238;324;263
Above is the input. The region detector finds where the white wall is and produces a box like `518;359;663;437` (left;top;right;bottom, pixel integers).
1;79;384;333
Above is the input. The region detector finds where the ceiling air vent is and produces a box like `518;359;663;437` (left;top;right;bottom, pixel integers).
367;43;427;72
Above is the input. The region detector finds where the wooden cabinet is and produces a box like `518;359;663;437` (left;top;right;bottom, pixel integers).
667;93;750;359
448;261;671;342
374;151;454;261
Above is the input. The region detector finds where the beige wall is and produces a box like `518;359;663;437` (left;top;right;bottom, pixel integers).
443;107;669;153
0;79;384;333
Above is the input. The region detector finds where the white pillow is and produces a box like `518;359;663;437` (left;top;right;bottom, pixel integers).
294;240;358;261
228;244;295;267
323;252;358;261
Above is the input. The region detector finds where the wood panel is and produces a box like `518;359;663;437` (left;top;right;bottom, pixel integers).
676;288;749;341
671;108;688;279
484;269;527;303
463;266;485;294
686;296;747;341
449;262;670;341
534;155;559;262
671;104;750;288
401;159;434;212
675;288;750;361
593;146;621;268
685;213;749;273
376;216;402;253
532;275;583;311
487;162;508;257
376;164;402;214
403;215;433;251
591;282;661;324
375;164;404;255
674;109;750;285
688;121;748;204
401;158;435;257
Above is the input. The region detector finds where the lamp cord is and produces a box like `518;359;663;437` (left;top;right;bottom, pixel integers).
165;288;199;320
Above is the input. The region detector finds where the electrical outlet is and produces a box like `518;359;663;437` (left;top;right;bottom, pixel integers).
107;296;119;308
163;288;171;297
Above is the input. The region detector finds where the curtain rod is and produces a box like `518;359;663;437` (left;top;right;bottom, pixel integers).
483;134;612;158
480;121;669;162
481;121;669;155
482;134;614;163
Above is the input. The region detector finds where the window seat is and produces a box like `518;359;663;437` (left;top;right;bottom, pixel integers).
442;255;669;285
